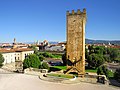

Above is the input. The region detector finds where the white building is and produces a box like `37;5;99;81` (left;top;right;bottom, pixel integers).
0;48;34;65
45;44;65;51
2;52;15;64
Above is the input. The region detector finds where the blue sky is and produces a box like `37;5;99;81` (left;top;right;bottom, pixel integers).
0;0;120;43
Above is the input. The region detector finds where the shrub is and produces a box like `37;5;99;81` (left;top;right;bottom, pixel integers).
23;54;41;69
87;54;105;69
97;65;109;77
38;55;45;61
40;62;49;70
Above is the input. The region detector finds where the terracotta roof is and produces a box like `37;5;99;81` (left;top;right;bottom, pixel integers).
0;49;14;53
14;48;33;52
110;45;120;49
0;48;33;53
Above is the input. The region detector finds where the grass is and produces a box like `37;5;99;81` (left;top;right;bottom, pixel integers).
47;73;74;79
51;66;97;73
39;52;62;59
52;66;67;70
85;69;97;73
49;66;67;72
51;54;62;59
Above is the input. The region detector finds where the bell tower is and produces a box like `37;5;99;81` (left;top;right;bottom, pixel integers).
66;9;87;77
13;38;17;49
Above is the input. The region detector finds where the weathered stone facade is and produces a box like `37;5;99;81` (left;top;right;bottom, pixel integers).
66;9;86;77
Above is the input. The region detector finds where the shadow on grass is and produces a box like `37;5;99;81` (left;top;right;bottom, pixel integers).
69;72;78;77
49;67;61;72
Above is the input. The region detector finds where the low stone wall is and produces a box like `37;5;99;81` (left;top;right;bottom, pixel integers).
24;68;48;76
2;63;16;72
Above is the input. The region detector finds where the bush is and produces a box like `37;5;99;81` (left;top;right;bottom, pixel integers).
87;54;105;69
40;62;49;70
23;54;41;69
97;65;109;77
38;55;45;61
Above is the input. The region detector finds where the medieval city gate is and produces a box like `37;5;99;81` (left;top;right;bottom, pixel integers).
66;9;87;77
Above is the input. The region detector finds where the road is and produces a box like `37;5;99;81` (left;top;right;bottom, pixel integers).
107;63;120;72
0;69;119;90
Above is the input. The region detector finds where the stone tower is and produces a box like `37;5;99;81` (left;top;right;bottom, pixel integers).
13;38;17;49
66;9;87;77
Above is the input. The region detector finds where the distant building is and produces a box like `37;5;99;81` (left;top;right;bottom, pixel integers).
0;48;34;65
12;38;28;49
0;43;12;48
37;40;50;51
45;44;65;51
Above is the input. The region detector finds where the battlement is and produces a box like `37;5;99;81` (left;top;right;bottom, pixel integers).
67;8;86;16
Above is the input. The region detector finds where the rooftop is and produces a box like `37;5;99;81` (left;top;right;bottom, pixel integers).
0;48;33;53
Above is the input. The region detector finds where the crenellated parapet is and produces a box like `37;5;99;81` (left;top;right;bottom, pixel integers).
66;8;86;16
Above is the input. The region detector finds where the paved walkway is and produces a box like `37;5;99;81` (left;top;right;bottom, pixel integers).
0;68;119;90
0;68;14;74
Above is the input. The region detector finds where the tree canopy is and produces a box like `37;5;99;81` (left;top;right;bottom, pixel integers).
97;65;109;77
0;53;4;67
40;62;49;70
23;54;41;69
86;45;120;67
87;53;105;69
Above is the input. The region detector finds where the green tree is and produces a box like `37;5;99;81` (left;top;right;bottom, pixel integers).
97;65;109;77
0;53;4;67
88;45;95;54
40;62;49;70
85;48;89;60
62;52;67;65
103;55;111;62
23;54;41;69
87;53;105;69
97;66;104;75
94;46;105;55
38;54;45;61
109;48;119;61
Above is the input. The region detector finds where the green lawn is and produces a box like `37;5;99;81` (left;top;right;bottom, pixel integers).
52;54;62;59
39;51;62;59
85;69;97;73
52;66;67;70
51;66;97;73
47;73;74;79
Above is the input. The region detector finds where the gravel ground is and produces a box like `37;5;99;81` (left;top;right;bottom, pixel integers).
0;69;119;90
